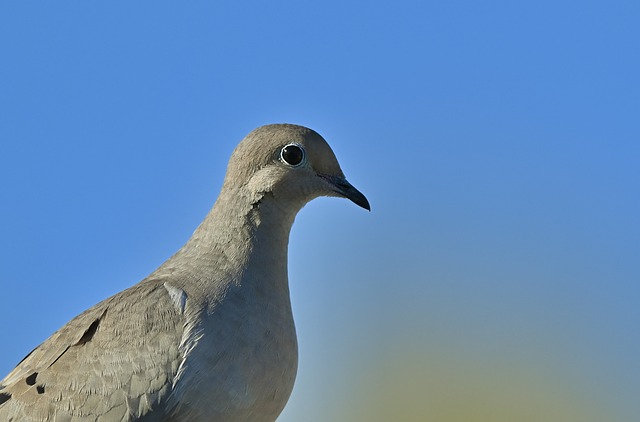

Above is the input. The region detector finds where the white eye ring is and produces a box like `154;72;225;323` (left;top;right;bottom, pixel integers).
280;143;306;167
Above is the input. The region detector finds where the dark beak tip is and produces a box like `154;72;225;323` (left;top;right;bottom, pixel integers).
358;197;371;212
340;183;370;212
320;174;371;212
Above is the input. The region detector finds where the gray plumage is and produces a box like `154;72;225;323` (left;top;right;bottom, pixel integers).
0;124;369;422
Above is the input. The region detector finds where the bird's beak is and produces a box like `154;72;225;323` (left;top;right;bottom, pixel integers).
320;174;371;211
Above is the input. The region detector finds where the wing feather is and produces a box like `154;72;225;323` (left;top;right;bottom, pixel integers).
0;280;186;422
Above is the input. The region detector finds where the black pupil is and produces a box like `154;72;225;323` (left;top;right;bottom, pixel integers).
282;145;303;166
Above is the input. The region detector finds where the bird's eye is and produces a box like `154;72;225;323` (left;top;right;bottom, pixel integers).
280;144;305;167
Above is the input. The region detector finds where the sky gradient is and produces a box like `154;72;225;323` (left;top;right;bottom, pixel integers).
1;1;638;420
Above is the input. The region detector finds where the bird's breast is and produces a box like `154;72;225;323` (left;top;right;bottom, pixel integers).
168;280;298;422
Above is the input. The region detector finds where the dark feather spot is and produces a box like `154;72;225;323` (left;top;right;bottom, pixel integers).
0;392;10;405
36;385;45;394
25;372;38;386
48;346;71;369
76;317;101;345
47;309;109;370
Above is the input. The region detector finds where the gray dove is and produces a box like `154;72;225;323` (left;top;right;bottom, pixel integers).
0;124;369;421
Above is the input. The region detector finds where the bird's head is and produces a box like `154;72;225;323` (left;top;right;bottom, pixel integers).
222;124;370;213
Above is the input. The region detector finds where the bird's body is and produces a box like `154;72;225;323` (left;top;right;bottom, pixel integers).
0;124;369;421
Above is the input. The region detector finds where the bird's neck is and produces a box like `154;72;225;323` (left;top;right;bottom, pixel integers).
165;188;301;299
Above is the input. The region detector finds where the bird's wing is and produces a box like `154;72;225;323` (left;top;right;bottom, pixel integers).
0;279;189;421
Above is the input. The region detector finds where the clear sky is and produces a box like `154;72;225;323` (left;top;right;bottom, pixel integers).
1;1;638;421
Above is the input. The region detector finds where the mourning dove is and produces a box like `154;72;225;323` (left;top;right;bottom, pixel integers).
0;124;369;422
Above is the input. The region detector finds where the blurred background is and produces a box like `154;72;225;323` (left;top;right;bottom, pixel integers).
1;1;638;420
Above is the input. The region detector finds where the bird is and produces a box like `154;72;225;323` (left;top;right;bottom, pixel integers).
0;123;370;422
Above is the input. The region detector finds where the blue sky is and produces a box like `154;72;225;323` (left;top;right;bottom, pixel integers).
1;1;638;420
